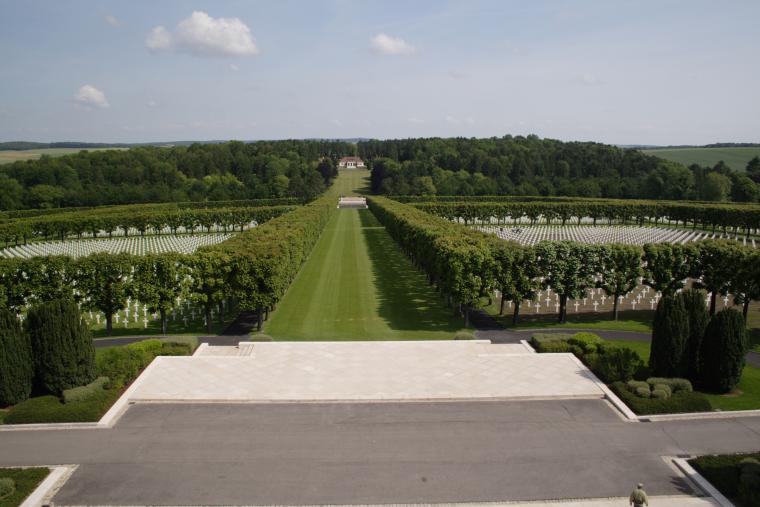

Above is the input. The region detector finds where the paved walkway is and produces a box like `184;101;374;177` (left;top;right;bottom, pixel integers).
129;341;605;402
1;401;758;506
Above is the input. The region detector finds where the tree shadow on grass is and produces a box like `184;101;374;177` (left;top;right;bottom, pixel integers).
359;209;462;335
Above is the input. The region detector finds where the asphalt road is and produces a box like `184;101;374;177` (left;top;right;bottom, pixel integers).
2;400;760;506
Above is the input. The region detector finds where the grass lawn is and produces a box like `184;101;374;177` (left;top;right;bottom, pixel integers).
485;302;654;333
606;337;760;411
0;468;50;507
0;147;127;165
265;171;465;341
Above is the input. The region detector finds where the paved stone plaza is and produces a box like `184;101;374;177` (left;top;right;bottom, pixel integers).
129;341;606;402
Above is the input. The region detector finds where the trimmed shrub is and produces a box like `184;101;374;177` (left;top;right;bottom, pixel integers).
0;309;33;406
95;345;154;389
454;331;475;340
569;332;603;353
159;336;198;352
26;299;95;395
646;377;692;393
3;388;120;424
0;477;15;500
739;458;760;505
159;342;192;356
679;289;709;379
127;339;162;355
627;380;648;391
650;295;689;377
610;381;712;414
529;333;574;348
699;308;748;393
591;346;642;383
635;386;651;398
651;389;669;400
691;453;760;503
62;376;109;404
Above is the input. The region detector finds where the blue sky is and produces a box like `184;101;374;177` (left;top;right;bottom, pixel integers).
1;0;758;145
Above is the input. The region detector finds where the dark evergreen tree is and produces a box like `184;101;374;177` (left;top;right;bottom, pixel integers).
26;299;95;394
699;308;748;393
649;295;689;377
679;289;710;379
0;309;33;406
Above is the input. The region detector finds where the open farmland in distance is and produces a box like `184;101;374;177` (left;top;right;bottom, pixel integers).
0;147;128;164
641;146;760;171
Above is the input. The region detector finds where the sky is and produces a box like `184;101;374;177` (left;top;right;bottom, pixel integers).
1;0;759;145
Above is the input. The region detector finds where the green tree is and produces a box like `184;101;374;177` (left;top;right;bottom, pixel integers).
699;308;747;393
535;241;600;323
732;248;760;321
694;240;740;315
187;251;232;333
133;253;188;334
0;309;33;406
0;174;23;211
596;244;642;320
76;253;134;336
643;243;699;296
747;156;760;183
649;295;689;377
678;289;710;379
493;244;538;325
702;172;732;201
26;299;95;394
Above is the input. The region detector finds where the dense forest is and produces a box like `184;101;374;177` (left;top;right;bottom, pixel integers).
361;136;760;202
0;140;355;210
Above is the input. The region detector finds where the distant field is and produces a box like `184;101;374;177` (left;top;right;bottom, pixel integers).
0;147;127;164
641;146;760;171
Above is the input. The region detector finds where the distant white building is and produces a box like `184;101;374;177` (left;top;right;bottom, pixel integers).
338;156;365;168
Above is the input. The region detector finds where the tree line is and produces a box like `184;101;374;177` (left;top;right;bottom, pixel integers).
0;195;337;335
0;140;353;210
367;196;760;326
361;136;760;203
409;199;760;235
0;204;295;246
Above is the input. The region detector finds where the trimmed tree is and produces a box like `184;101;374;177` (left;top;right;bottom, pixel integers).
643;243;700;296
133;253;188;335
0;309;33;406
699;308;748;393
76;253;134;336
494;244;539;325
732;248;760;322
26;299;95;394
694;240;740;316
187;250;233;334
535;241;600;323
649;295;689;377
597;244;643;321
678;288;710;379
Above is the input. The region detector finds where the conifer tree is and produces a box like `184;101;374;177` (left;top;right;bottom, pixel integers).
26;299;95;394
0;309;33;406
699;308;748;393
649;295;689;377
679;288;710;379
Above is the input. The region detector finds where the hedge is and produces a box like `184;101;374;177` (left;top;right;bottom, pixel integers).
690;453;760;504
3;389;121;424
0;468;49;507
609;381;712;415
62;376;110;404
0;309;33;406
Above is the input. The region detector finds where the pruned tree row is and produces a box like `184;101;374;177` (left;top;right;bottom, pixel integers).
368;197;760;326
0;196;337;334
411;199;760;234
0;205;295;246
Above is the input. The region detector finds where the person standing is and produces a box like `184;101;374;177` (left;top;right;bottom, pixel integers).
629;483;649;506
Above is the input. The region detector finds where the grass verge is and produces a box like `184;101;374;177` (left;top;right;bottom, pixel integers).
485;303;654;333
0;468;50;507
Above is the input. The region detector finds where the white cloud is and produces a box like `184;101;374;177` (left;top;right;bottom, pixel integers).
408;117;425;124
229;63;239;71
370;33;414;55
448;70;466;79
146;100;158;108
146;11;259;57
580;73;601;85
104;14;119;26
74;85;109;109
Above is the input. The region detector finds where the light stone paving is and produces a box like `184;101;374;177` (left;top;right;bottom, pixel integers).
128;340;606;402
